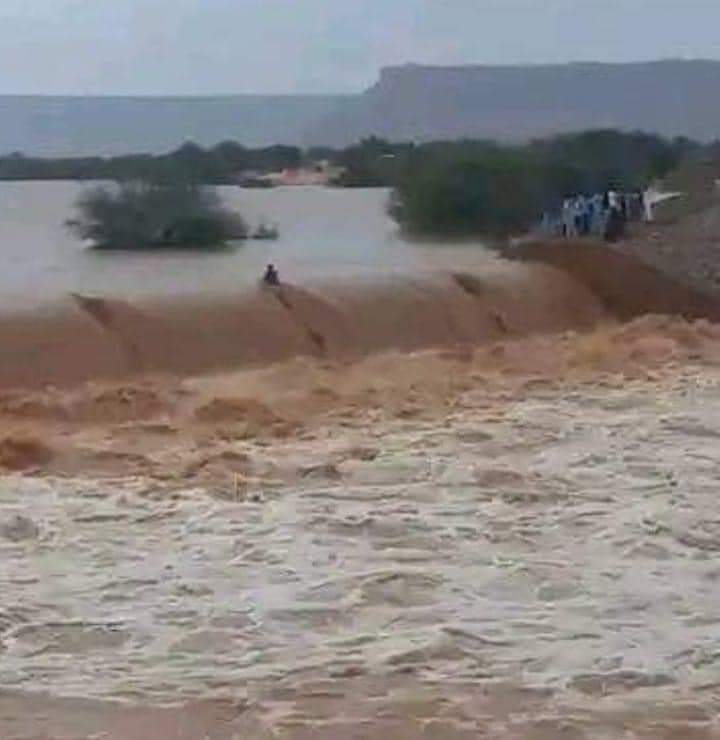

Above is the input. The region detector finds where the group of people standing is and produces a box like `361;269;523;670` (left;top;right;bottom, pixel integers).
542;188;654;243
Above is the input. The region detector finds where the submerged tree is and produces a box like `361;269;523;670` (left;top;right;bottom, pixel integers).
390;149;545;239
67;180;247;249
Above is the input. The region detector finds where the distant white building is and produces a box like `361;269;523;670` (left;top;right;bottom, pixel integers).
264;160;345;187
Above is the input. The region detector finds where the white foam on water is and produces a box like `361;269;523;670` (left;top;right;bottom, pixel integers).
1;371;720;729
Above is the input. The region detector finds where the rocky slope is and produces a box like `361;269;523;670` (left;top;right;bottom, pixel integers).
4;60;720;155
310;60;720;145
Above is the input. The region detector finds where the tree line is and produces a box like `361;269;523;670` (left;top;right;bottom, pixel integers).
388;131;702;237
0;142;303;183
4;129;712;238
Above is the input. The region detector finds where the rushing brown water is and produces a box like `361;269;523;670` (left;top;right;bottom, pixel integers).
2;317;720;737
3;182;720;737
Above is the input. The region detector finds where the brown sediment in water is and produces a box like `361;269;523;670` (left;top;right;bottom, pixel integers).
3;333;720;736
0;262;608;390
2;311;720;482
0;248;719;481
4;252;720;737
3;246;720;392
0;435;54;472
1;677;711;739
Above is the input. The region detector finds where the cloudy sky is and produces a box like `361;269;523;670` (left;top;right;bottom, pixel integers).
1;0;719;95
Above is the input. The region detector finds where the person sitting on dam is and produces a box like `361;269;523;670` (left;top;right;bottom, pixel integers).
262;263;280;287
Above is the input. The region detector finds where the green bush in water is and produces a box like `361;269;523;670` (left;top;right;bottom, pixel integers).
67;180;247;249
390;149;545;239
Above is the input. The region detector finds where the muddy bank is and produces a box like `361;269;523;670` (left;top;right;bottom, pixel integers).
507;239;720;321
625;194;720;296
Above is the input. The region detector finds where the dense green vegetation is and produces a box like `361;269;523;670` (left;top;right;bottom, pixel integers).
67;181;247;250
389;131;698;238
0;130;697;194
3;128;712;238
0;142;302;184
389;145;543;237
0;137;409;186
330;137;415;187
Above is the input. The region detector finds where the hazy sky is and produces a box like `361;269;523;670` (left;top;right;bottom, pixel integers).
2;0;720;95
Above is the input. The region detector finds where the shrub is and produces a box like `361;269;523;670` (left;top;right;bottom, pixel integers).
67;180;247;249
389;130;686;239
390;150;544;238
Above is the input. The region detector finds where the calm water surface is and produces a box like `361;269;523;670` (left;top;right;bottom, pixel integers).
0;182;488;308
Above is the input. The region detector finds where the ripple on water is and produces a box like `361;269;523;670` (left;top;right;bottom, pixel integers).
7;622;132;656
1;378;720;726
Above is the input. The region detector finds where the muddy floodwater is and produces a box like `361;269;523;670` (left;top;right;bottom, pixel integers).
2;355;720;737
0;182;492;309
